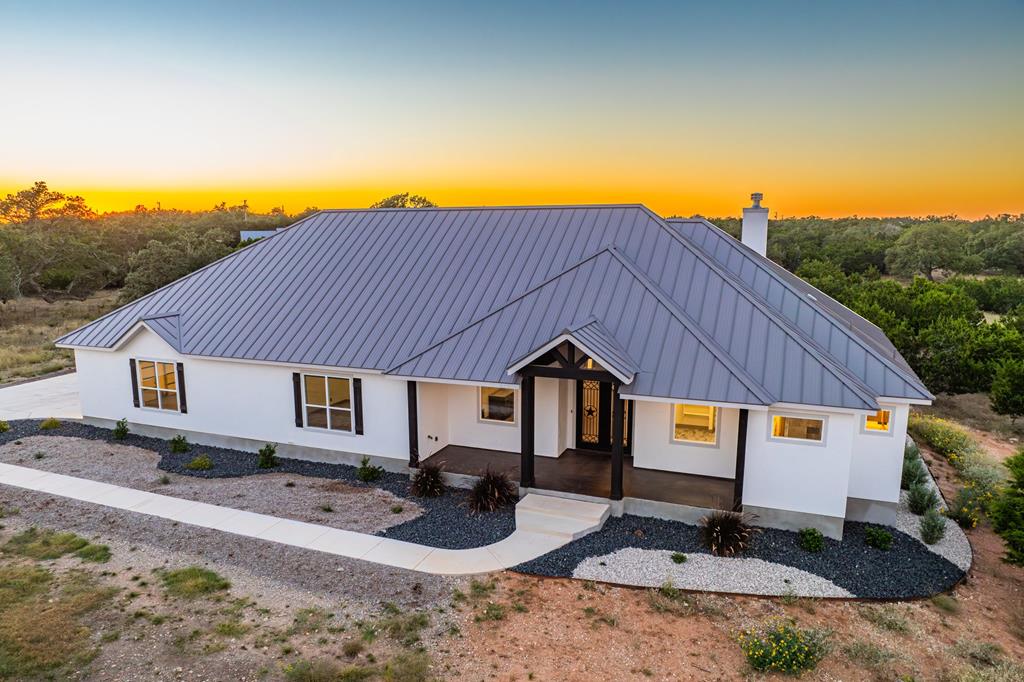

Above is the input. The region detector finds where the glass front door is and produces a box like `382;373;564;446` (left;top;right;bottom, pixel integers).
575;380;630;452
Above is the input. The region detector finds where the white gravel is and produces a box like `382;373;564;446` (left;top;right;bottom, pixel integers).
572;548;854;597
896;437;973;572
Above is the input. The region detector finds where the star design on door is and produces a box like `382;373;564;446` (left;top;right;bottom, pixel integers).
585;406;596;417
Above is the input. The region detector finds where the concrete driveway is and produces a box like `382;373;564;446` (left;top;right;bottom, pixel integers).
0;373;82;420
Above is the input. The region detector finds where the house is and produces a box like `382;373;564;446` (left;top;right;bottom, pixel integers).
239;229;282;242
56;195;932;539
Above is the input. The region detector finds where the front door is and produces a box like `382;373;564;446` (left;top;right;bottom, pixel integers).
575;380;631;453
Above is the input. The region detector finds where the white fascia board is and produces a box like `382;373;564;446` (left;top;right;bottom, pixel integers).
877;396;933;406
769;401;880;417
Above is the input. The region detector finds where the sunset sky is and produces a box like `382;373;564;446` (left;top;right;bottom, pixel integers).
2;1;1022;217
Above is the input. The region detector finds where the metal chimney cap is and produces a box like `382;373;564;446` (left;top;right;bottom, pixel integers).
750;192;764;208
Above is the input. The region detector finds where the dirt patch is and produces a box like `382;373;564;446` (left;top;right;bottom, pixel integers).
0;436;422;534
920;394;1024;452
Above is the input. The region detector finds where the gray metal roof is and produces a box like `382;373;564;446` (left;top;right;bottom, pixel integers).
58;205;929;409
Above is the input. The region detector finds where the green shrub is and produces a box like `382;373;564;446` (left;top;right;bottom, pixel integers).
671;552;687;564
410;461;445;497
161;567;230;598
257;443;278;469
469;469;517;512
920;508;947;545
75;543;112;563
700;510;759;557
904;440;920;462
798;527;825;553
908;482;941;515
0;420;9;433
948;486;985;529
908;414;980;465
38;417;61;430
864;526;893;550
169;434;190;453
112;418;129;440
989;449;1024;565
356;456;384;482
902;457;929;490
185;454;213;471
737;620;830;675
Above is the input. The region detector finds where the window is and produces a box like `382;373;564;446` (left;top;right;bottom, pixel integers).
673;404;718;444
303;374;352;432
864;409;892;433
137;360;179;412
480;387;515;423
771;415;825;442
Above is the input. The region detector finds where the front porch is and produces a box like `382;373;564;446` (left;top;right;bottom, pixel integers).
423;444;734;510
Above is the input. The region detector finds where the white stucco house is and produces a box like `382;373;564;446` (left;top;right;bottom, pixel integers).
57;195;932;539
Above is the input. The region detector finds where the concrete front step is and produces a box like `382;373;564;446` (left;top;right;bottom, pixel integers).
515;493;610;540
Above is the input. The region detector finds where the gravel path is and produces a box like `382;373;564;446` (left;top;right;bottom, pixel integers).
515;514;965;599
0;419;515;549
0;485;457;611
572;548;854;597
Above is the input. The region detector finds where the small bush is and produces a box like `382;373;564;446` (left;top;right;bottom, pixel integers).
989;449;1024;565
258;443;278;469
342;639;365;657
38;417;61;430
798;527;825;553
161;566;230;598
75;543;112;563
737;620;830;675
390;505;403;514
0;420;9;433
699;510;759;557
930;593;961;614
908;482;941;515
902;457;929;490
904;440;920;461
356;456;384;482
671;552;687;564
112;418;129;440
843;640;897;668
859;604;910;633
864;525;893;550
159;474;171;485
948;486;985;529
920;508;947;545
469;469;517;513
411;461;445;498
169;434;190;453
185;454;213;471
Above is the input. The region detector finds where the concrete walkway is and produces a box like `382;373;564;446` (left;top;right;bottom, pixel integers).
0;462;608;575
0;373;82;420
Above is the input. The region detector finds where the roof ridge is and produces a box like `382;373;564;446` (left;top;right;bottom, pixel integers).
55;211;326;347
319;204;650;214
673;218;930;399
605;247;775;405
638;209;880;409
384;247;617;373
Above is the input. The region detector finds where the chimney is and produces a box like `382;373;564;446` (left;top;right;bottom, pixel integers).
741;192;769;256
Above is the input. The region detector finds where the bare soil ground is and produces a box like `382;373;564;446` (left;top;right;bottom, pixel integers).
920;393;1024;447
0;291;119;385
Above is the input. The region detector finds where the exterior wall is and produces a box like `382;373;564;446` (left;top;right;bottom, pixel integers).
847;402;908;504
417;382;450;460
440;380;562;456
630;401;738;479
75;328;410;461
742;408;856;524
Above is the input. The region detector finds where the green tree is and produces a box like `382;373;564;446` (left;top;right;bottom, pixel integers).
369;192;436;209
989;449;1024;565
991;359;1024;424
885;222;981;280
0;181;95;224
121;228;232;302
0;249;20;302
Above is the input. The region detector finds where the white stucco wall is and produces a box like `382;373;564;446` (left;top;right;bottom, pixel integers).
631;401;738;479
846;402;908;504
742;408;856;520
417;381;450;460
440;380;562;456
75;328;411;460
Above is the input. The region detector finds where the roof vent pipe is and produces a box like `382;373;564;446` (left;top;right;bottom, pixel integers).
741;192;769;256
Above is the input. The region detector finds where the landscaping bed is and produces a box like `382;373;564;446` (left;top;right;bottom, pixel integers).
0;419;515;550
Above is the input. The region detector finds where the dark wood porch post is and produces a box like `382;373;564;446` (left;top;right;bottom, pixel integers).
407;381;419;468
610;384;624;501
520;375;535;488
732;408;749;510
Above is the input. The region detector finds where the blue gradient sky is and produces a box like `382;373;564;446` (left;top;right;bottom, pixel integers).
2;1;1022;216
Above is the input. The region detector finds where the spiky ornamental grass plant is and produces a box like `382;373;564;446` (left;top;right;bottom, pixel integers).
469;469;517;512
411;461;446;498
699;510;759;556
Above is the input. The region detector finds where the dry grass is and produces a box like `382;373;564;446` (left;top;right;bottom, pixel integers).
0;291;119;384
920;393;1024;440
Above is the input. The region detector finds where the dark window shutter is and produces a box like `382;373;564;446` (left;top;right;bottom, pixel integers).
353;378;364;435
176;362;187;414
129;359;140;408
293;373;303;427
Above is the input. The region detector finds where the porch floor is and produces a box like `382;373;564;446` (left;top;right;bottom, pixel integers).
424;445;733;510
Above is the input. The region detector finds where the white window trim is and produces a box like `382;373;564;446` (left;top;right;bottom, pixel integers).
670;404;721;447
860;409;895;437
135;357;182;414
478;386;518;426
300;372;355;435
767;411;828;445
